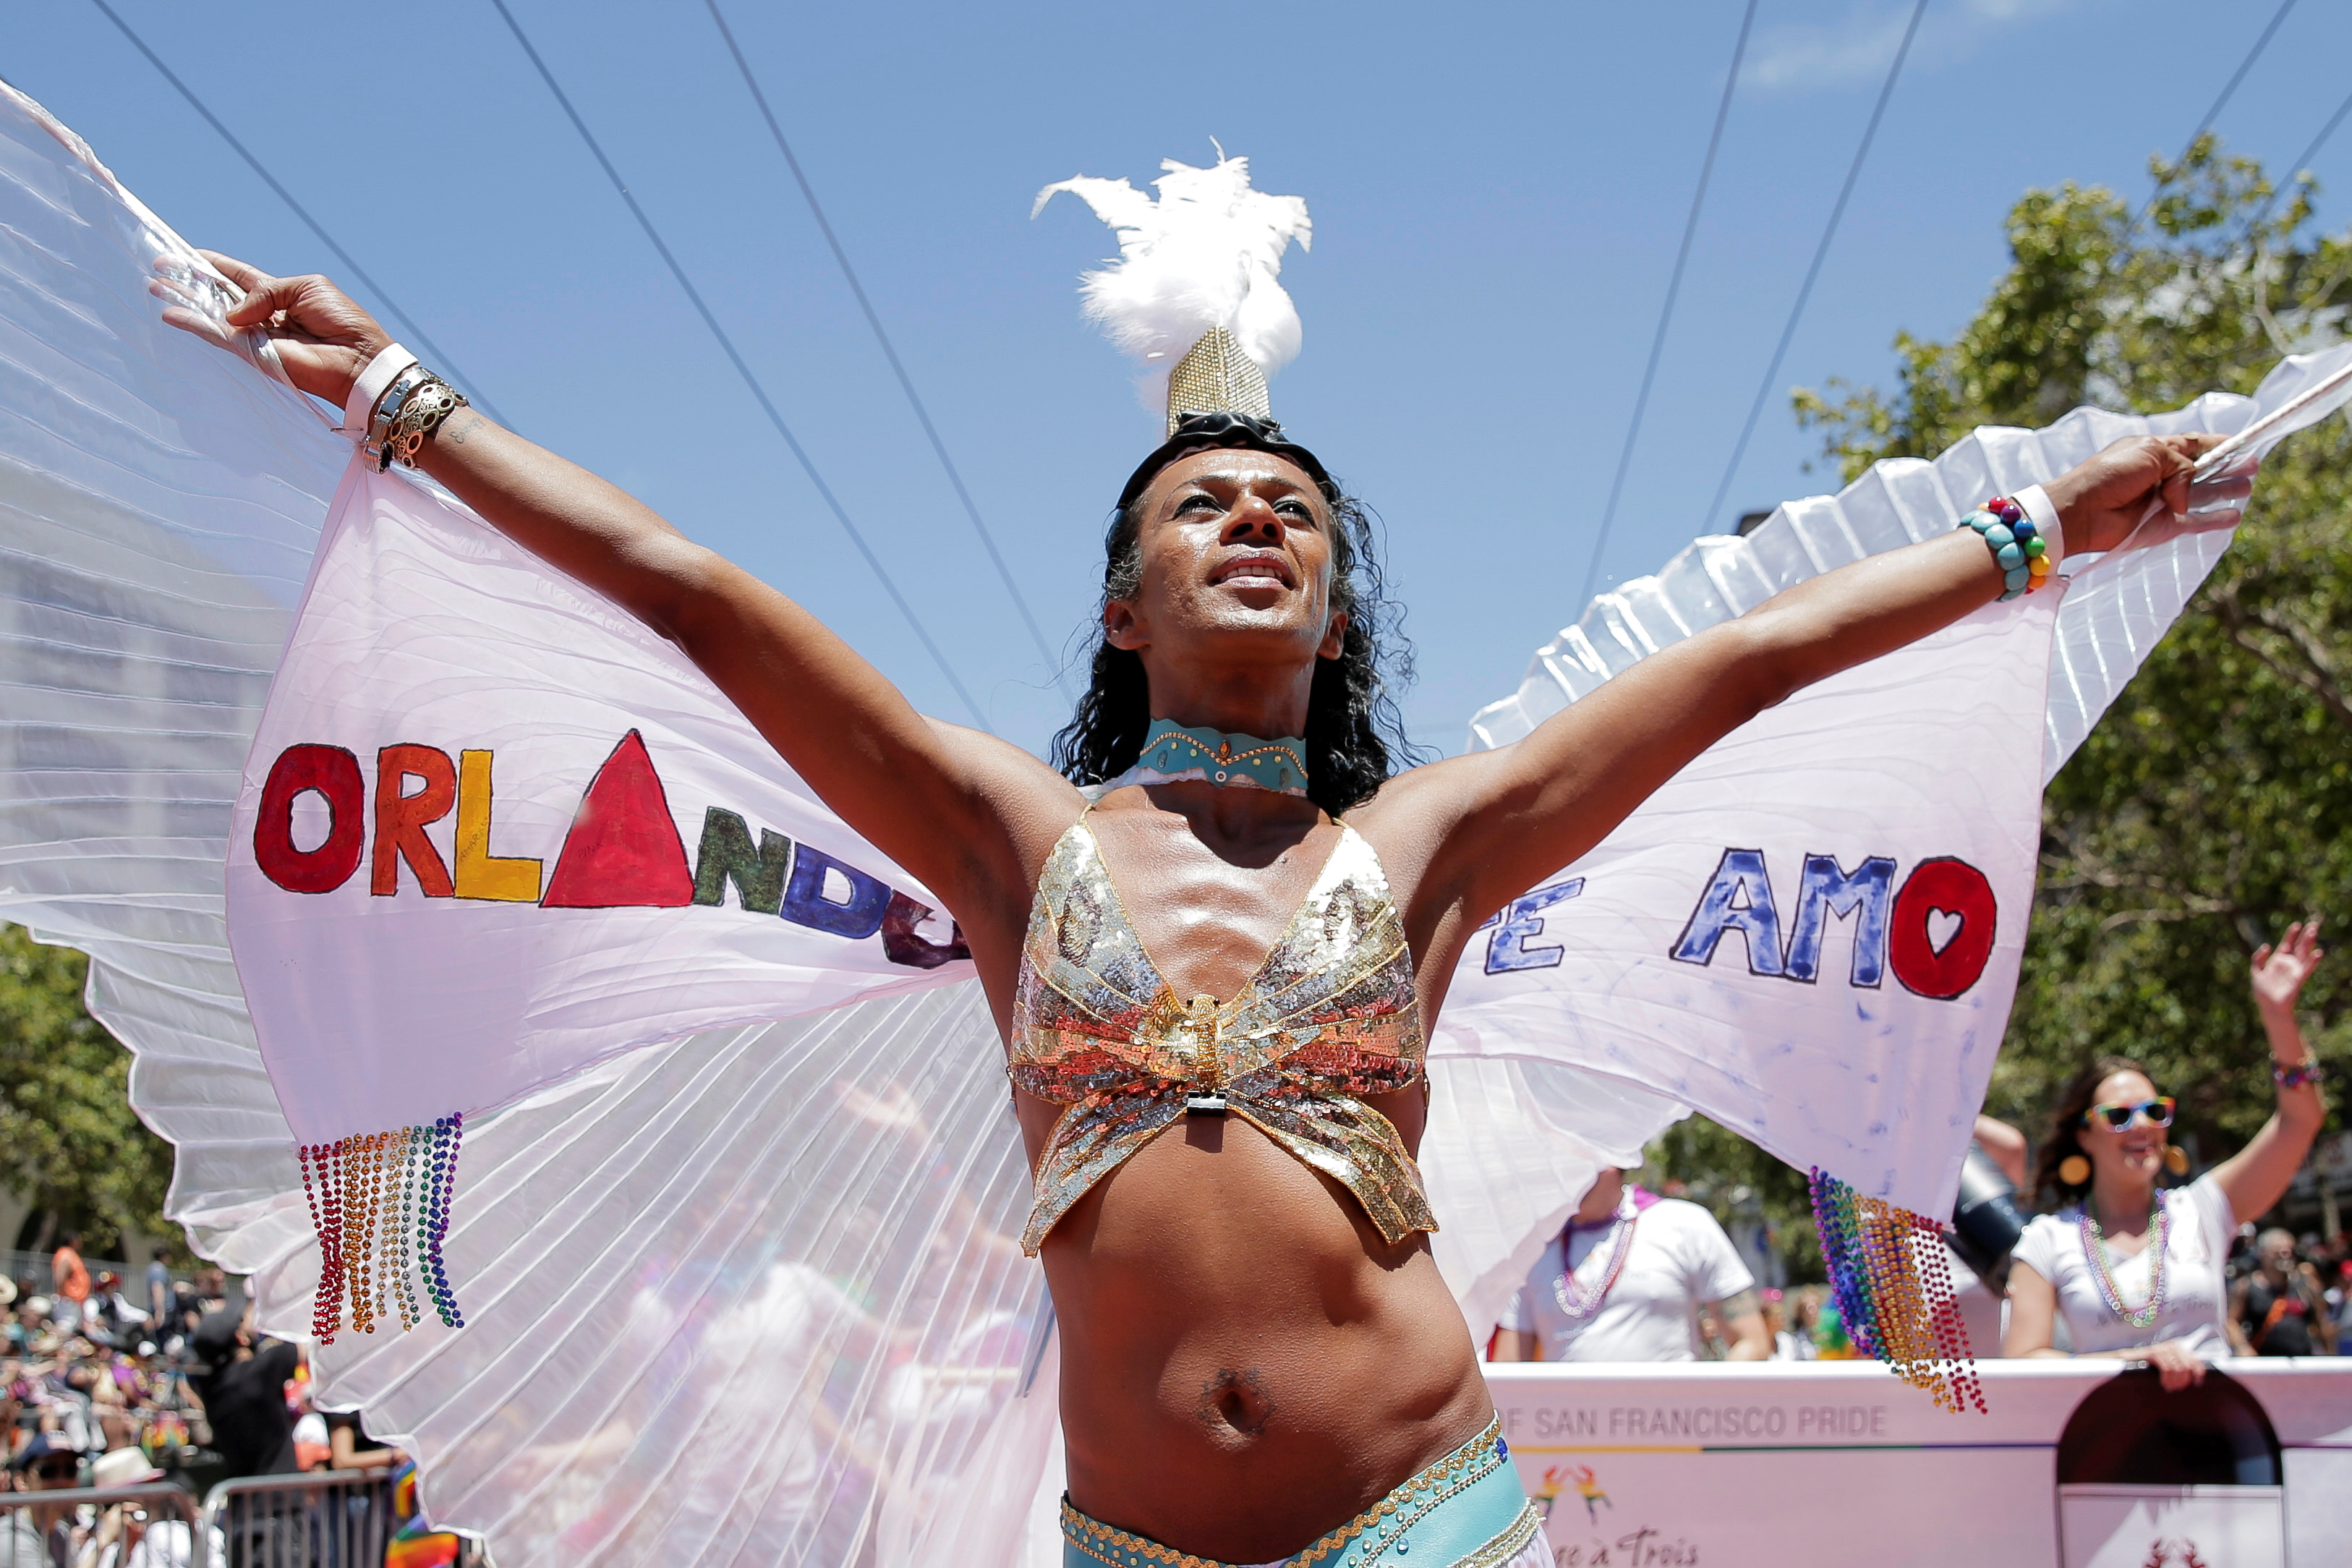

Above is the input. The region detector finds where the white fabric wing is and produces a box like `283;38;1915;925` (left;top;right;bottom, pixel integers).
1449;348;2352;1220
0;80;1054;1565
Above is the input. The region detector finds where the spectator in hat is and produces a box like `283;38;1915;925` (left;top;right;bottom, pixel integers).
79;1447;209;1568
184;1311;300;1482
4;1433;82;1567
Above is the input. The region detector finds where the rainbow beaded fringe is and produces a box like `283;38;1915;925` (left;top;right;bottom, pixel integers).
296;1114;466;1343
1808;1168;1984;1413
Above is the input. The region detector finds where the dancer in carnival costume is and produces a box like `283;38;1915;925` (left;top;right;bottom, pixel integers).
171;148;2239;1564
14;94;2350;1564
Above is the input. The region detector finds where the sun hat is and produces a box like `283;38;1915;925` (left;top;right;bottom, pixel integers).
91;1446;166;1488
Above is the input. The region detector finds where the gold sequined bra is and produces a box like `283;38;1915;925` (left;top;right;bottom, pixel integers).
1008;814;1436;1254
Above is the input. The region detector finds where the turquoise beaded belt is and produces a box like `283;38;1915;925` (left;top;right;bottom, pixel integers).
1062;1415;1538;1568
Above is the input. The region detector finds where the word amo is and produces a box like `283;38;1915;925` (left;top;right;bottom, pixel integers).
1478;848;1998;1001
1674;848;1996;1000
250;731;968;971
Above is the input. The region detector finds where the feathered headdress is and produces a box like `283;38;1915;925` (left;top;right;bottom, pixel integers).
1035;148;1311;435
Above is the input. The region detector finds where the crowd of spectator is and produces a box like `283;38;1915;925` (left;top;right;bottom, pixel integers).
1;1243;415;1568
1;1243;217;1475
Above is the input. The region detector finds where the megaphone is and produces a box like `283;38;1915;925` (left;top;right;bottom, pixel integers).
1949;1141;2029;1277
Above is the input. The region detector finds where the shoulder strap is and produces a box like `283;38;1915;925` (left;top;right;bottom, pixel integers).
2251;1289;2292;1350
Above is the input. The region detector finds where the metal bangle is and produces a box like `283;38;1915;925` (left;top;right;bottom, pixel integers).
362;364;435;468
383;377;469;471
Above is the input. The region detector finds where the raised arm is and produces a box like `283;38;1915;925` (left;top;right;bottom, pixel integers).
171;256;1073;929
2210;921;2328;1225
1384;438;2234;934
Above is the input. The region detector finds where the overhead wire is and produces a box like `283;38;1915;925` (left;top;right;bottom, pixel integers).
2241;83;2352;237
1577;0;1760;603
702;0;1070;696
2134;0;2298;226
86;0;505;423
1703;0;1928;534
485;0;992;731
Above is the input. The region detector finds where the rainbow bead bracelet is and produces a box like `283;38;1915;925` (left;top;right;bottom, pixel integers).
1956;495;2052;600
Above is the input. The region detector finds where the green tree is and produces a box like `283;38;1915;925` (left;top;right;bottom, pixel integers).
1656;138;2350;1268
0;924;176;1258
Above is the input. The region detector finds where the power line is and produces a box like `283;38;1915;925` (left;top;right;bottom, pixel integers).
2243;82;2352;237
86;0;505;424
702;0;1069;696
485;0;991;731
1703;0;1927;534
2135;0;2297;226
1578;0;1760;603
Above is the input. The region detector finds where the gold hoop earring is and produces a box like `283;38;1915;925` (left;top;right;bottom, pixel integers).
2165;1145;2189;1177
2058;1154;2091;1187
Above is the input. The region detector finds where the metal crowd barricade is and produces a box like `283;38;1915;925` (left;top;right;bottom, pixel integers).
203;1470;393;1568
0;1480;209;1567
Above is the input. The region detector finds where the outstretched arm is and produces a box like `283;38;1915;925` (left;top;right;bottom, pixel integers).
1382;437;2236;937
2212;921;2328;1224
168;257;1072;932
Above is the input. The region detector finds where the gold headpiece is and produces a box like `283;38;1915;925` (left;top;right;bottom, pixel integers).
1163;327;1272;436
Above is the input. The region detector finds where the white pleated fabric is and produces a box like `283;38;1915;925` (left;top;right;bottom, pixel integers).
0;81;338;1278
301;991;1056;1568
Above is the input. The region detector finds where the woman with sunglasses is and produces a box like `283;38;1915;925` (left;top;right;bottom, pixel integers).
2006;921;2328;1389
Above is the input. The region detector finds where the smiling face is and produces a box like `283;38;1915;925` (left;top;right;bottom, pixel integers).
2079;1068;2167;1189
1104;448;1348;726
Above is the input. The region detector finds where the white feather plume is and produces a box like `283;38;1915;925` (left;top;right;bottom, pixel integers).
1034;148;1312;417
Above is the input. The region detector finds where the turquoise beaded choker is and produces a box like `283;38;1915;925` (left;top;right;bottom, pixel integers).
1122;719;1309;795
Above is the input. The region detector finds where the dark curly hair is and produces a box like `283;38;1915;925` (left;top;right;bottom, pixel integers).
1050;433;1423;817
2030;1054;2163;1208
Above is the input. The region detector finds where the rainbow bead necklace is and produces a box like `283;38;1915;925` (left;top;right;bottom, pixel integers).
1554;1192;1640;1322
2079;1191;2170;1329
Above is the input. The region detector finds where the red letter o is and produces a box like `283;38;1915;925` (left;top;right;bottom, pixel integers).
1888;856;1997;1000
255;745;365;894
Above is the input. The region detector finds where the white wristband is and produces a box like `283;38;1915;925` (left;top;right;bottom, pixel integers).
2015;484;2065;574
343;343;418;439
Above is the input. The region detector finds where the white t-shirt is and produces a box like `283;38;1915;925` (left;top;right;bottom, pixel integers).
1499;1197;1756;1362
2010;1173;2235;1358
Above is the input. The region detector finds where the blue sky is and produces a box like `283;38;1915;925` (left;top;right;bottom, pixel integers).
10;1;2349;756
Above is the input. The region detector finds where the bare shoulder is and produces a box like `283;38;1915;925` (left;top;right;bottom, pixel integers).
921;716;1091;868
1342;752;1491;866
1341;751;1518;941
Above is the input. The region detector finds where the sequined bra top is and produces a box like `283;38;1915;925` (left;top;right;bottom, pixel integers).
1007;814;1435;1255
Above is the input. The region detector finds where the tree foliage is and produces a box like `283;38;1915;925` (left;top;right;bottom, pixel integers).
0;924;175;1256
1655;138;2349;1260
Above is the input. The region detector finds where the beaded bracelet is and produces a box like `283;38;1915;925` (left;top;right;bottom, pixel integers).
2275;1060;2327;1091
1956;495;2053;600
